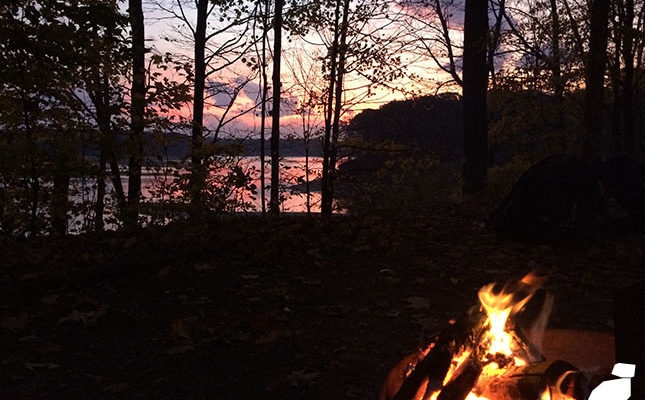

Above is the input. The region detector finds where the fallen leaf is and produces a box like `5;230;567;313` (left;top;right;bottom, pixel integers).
1;313;30;331
344;384;366;398
104;382;129;394
329;360;348;372
164;344;194;355
255;329;282;345
194;263;215;272
411;314;440;329
169;318;190;339
158;266;171;277
287;370;320;387
232;331;250;341
405;296;431;310
39;344;62;354
384;309;402;318
24;362;60;370
265;380;283;392
40;294;59;304
58;306;107;326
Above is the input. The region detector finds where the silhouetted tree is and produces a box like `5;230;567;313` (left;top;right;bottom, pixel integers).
156;0;254;212
127;0;146;227
584;0;611;159
191;0;209;211
622;0;636;151
270;0;283;215
462;0;489;194
321;0;343;217
257;0;271;215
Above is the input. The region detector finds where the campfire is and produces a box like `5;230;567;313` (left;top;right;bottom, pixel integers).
381;274;585;400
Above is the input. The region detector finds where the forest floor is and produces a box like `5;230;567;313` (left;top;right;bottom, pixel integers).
1;206;644;399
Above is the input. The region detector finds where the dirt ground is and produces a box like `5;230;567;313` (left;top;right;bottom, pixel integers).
1;209;643;399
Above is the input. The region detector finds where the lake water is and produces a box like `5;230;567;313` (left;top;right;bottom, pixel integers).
70;157;323;227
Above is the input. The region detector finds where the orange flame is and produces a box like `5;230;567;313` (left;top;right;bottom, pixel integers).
426;274;549;400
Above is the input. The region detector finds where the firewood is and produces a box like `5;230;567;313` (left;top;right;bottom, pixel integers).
509;325;545;363
378;350;429;400
389;307;487;400
436;357;482;400
390;344;452;400
476;360;581;400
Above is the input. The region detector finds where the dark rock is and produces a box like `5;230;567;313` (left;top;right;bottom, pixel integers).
490;154;645;242
490;154;601;242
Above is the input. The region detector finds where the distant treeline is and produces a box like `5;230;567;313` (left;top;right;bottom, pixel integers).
78;135;324;163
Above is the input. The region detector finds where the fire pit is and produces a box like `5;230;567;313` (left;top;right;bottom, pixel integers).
380;274;602;400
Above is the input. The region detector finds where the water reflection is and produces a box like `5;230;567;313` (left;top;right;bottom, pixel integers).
70;157;323;231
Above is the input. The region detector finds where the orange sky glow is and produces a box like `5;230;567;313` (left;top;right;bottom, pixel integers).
144;1;467;140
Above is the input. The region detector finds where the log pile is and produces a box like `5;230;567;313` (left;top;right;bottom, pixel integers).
383;307;583;400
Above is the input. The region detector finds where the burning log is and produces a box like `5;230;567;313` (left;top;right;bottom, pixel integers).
387;340;452;400
383;274;585;400
435;357;482;400
388;308;487;400
477;360;583;400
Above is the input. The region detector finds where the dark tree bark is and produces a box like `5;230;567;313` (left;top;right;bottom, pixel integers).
190;0;209;211
90;76;127;213
562;0;586;66
549;0;563;101
260;0;269;215
22;102;40;237
462;0;489;195
323;0;350;217
488;0;506;87
95;151;106;232
51;130;70;236
321;0;341;217
609;2;623;150
127;0;145;226
622;0;635;151
584;0;611;159
269;0;283;215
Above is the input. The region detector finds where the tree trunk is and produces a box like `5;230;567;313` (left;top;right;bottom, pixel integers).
622;0;635;151
301;109;311;214
488;0;506;87
584;0;611;160
93;77;126;211
462;0;489;195
95;151;106;232
127;0;145;226
610;7;623;151
260;0;269;216
326;0;350;217
549;0;563;101
305;142;310;214
51;130;70;236
270;0;283;215
23;103;40;237
97;114;126;212
191;0;208;212
321;0;341;216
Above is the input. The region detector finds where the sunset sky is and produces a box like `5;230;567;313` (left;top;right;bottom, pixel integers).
141;0;469;140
